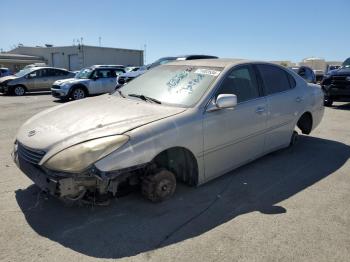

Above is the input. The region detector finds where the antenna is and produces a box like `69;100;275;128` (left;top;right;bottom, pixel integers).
99;36;101;47
143;44;147;65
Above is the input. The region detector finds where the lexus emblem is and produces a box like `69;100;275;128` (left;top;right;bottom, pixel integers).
28;130;36;137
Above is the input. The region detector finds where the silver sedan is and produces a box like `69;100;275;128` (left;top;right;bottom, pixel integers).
13;59;324;203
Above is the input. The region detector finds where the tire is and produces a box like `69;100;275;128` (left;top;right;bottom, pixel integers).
324;97;333;107
71;87;86;100
13;85;26;96
141;169;176;202
289;131;298;147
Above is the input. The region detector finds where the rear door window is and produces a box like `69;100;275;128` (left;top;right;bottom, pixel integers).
256;64;292;95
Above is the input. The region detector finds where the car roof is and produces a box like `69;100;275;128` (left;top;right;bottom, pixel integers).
27;66;68;71
166;58;253;68
92;65;125;68
176;55;218;60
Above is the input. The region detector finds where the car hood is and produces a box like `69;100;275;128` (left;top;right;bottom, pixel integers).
54;78;88;85
329;67;350;76
16;94;186;159
0;75;17;84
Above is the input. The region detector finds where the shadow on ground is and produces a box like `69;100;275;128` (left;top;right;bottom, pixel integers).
0;91;51;97
333;102;350;111
15;136;350;258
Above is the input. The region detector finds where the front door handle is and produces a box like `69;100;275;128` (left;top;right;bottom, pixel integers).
256;107;265;114
295;97;303;102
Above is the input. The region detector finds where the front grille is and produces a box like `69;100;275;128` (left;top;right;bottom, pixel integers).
17;143;45;165
52;85;61;89
330;76;350;89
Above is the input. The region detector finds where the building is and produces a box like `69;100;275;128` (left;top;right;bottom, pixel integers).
270;60;297;67
0;53;45;72
5;45;144;71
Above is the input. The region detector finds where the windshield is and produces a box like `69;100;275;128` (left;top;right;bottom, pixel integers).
117;65;222;107
75;68;93;79
342;58;350;68
15;68;35;77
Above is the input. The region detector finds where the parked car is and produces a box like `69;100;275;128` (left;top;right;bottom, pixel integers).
321;57;350;106
289;66;316;83
51;65;126;101
12;59;324;204
314;70;324;83
0;67;74;96
325;64;341;74
125;66;140;72
116;55;218;87
0;68;13;77
23;63;47;69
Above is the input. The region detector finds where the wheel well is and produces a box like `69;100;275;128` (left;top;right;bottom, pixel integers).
70;84;88;95
297;112;313;134
152;147;198;186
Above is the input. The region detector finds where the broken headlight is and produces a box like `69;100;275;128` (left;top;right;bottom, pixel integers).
44;135;129;173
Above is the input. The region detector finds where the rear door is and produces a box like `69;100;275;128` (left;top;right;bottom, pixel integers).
203;64;267;179
255;64;303;153
35;68;52;90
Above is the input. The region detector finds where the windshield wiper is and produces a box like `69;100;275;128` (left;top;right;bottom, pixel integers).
128;93;161;104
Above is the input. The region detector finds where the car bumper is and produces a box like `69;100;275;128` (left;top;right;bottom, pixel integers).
0;85;8;93
51;88;69;98
322;85;350;100
12;142;147;198
13;150;59;196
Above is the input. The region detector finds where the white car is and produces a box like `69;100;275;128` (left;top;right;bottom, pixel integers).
13;59;324;203
51;65;125;100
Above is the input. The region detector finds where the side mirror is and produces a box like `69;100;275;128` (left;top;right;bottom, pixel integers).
216;94;237;109
207;94;237;112
92;75;99;81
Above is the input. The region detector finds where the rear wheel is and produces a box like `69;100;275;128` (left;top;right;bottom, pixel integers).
13;85;26;96
71;87;86;100
141;169;176;202
324;97;333;107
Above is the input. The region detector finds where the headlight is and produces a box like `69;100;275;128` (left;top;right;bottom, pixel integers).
44;135;129;173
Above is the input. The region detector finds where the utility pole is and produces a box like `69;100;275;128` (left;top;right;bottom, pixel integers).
99;37;101;47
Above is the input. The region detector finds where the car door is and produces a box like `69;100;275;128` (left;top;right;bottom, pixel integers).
255;64;303;153
25;69;40;91
35;68;52;90
203;64;267;180
102;69;119;93
89;69;112;94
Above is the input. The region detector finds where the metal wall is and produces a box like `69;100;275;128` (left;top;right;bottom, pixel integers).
8;45;144;70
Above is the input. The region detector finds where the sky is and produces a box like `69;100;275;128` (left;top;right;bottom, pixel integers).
1;0;349;64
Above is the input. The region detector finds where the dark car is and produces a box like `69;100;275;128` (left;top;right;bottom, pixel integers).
289;66;316;84
321;57;350;106
116;55;218;87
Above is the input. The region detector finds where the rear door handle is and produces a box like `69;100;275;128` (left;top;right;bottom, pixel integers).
256;107;265;114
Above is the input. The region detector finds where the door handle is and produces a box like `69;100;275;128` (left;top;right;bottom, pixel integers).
255;107;265;114
295;97;303;102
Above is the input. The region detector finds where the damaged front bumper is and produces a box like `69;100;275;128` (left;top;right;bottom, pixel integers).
13;147;148;199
